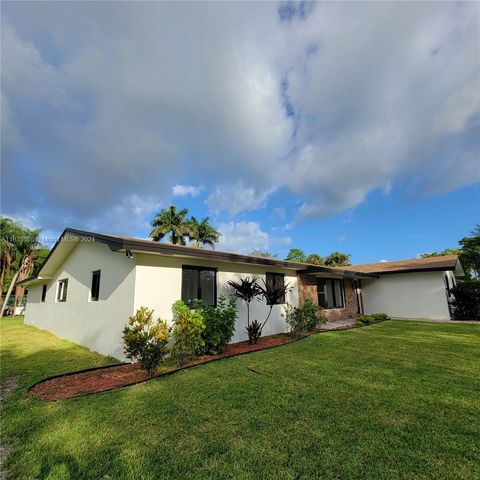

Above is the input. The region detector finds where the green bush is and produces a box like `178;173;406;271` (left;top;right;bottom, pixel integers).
282;300;327;337
171;300;206;365
122;307;170;376
450;282;480;320
357;312;390;325
193;295;238;354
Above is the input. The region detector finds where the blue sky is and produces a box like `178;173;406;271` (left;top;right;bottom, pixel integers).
1;1;479;263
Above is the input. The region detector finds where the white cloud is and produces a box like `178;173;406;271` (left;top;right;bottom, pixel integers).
217;221;291;254
337;235;347;243
272;207;286;220
172;184;203;198
1;1;478;233
206;182;275;216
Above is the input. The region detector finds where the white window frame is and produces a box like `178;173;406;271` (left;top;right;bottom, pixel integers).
89;270;101;302
56;279;68;302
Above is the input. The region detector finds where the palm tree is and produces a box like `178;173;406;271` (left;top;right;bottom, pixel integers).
1;227;41;317
149;205;190;245
0;218;17;308
305;253;324;265
324;251;351;267
188;217;221;248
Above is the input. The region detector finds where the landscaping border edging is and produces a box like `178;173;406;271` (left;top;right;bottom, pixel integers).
28;320;384;401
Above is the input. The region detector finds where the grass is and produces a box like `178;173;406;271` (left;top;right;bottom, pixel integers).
1;316;479;479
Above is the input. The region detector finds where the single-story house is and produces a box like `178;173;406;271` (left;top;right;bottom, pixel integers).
19;228;465;360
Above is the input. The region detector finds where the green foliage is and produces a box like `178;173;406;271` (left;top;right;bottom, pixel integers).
357;312;390;325
1;217;45;294
171;300;206;364
188;216;221;248
149;206;220;248
420;248;461;258
324;251;351;267
249;250;278;259
285;248;306;262
193;295;237;354
450;282;480;320
285;248;350;266
149;205;191;245
122;307;170;376
245;319;262;344
305;253;324;265
3;318;480;479
459;224;480;279
420;223;480;279
282;300;326;337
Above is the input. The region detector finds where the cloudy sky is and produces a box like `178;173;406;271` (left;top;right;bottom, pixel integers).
1;1;479;262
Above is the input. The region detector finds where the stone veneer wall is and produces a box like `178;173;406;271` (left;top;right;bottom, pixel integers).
297;274;359;322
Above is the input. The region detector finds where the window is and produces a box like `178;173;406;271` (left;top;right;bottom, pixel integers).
265;272;286;305
90;270;101;301
181;266;216;307
317;278;344;309
41;284;47;302
56;279;68;302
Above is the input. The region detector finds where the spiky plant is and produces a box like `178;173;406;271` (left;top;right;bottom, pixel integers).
257;278;291;339
227;276;262;329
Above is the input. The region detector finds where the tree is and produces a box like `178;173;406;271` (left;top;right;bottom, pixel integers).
305;253;324;265
419;224;480;279
285;248;306;262
420;248;461;258
459;224;480;279
187;216;221;248
14;246;50;310
324;251;351;267
249;250;278;259
149;205;190;245
0;218;21;303
1;224;41;317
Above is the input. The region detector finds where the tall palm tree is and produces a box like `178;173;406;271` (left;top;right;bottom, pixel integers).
305;253;324;265
149;205;190;245
324;251;351;267
188;216;221;248
1;227;41;317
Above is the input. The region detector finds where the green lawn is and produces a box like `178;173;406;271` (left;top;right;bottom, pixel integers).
1;317;479;479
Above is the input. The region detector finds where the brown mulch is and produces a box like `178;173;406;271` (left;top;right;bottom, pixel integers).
29;334;292;402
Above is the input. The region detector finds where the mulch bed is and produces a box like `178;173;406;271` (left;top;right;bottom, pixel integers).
29;334;292;401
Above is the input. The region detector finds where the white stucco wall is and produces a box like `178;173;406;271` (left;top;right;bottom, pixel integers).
133;254;299;343
362;271;451;320
24;242;136;359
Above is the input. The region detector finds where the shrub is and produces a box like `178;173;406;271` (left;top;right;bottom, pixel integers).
302;299;327;330
171;300;206;365
357;312;390;325
282;300;327;337
193;295;238;354
246;320;262;344
282;303;304;338
122;307;170;376
450;282;480;320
